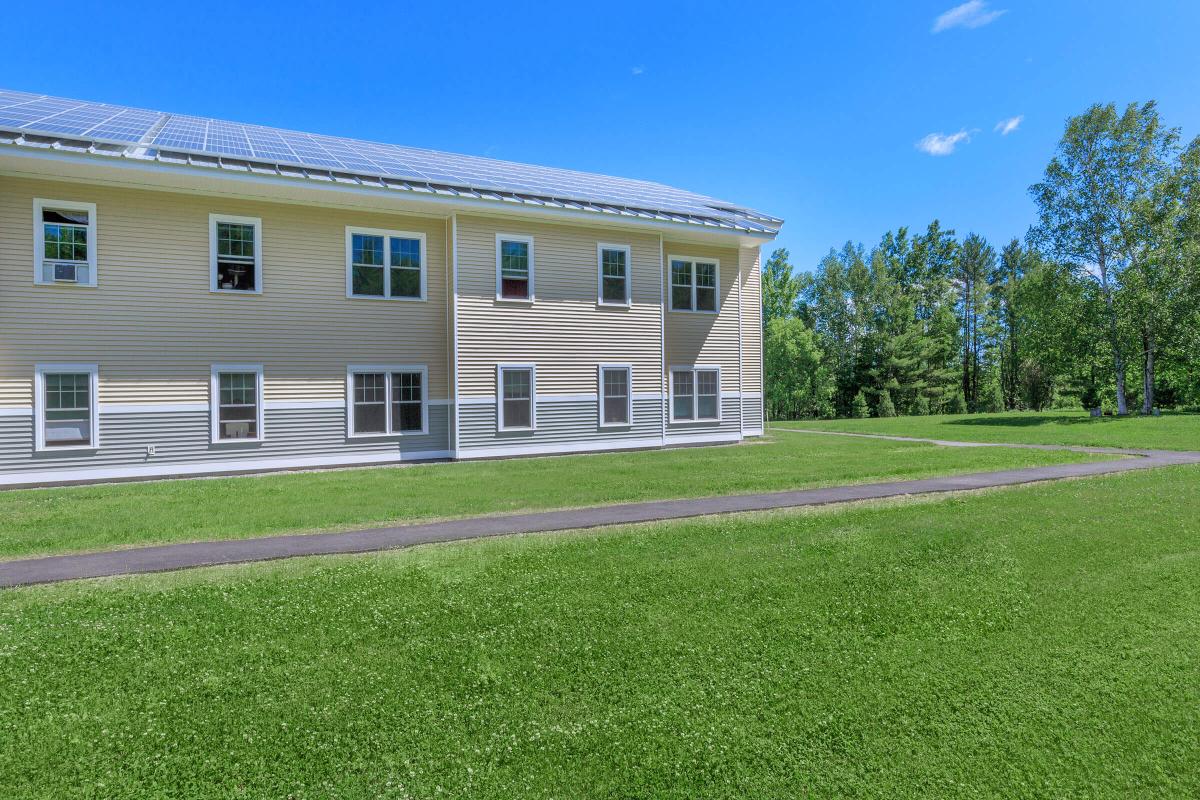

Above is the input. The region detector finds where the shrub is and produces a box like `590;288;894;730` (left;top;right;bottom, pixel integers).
851;390;870;419
913;395;930;416
877;389;896;418
948;390;967;415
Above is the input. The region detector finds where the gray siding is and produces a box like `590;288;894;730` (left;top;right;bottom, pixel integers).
742;395;764;432
458;397;663;456
0;405;451;483
664;396;743;443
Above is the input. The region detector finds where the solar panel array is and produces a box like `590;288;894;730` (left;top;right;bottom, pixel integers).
0;89;779;230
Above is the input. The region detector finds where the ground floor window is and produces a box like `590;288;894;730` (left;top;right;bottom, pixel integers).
671;366;720;422
348;366;427;436
497;364;535;430
211;365;264;442
35;364;98;450
599;365;631;426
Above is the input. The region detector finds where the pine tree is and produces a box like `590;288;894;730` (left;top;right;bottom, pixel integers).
851;390;870;418
877;389;896;417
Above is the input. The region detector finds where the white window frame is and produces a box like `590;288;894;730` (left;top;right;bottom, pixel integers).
33;198;98;287
496;363;537;432
597;364;633;428
33;363;99;451
210;364;265;444
669;365;722;423
345;227;427;301
345;364;429;437
668;255;720;314
596;243;632;306
495;233;535;302
209;214;263;295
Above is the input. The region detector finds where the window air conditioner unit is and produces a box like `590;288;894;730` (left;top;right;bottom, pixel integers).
45;262;89;284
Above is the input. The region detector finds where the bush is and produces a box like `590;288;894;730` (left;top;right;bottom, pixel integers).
851;391;870;419
876;389;896;418
947;390;968;415
986;383;1005;413
913;395;930;416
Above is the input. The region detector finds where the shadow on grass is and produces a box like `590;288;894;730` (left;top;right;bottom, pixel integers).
945;415;1097;428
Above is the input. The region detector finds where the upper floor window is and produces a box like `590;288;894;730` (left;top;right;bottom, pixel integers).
669;257;718;312
597;244;631;306
670;366;721;422
34;199;97;287
210;214;262;294
347;366;427;436
211;365;264;442
34;364;99;450
497;364;535;431
496;234;534;301
599;365;632;426
346;228;426;300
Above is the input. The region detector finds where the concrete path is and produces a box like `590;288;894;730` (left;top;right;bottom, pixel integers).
3;435;1199;588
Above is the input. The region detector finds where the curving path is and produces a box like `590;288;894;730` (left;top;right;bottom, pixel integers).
2;432;1198;588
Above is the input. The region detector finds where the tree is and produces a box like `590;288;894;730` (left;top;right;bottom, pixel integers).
876;389;896;418
762;248;805;325
764;317;834;419
851;390;870;418
1029;102;1181;415
957;233;997;411
992;239;1026;409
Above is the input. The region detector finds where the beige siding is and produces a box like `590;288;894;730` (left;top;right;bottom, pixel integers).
0;176;450;406
739;245;763;392
454;214;663;397
663;240;742;391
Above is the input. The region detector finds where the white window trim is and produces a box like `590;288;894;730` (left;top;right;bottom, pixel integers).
209;213;263;295
345;364;430;438
496;363;537;432
344;227;428;301
669;364;722;424
210;364;265;444
597;364;633;428
495;233;535;303
667;254;720;314
33;363;99;452
33;198;98;287
596;242;632;307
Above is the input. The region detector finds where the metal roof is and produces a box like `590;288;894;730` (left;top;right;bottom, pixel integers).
0;89;782;236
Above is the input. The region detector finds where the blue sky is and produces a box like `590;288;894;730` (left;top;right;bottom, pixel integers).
3;1;1198;273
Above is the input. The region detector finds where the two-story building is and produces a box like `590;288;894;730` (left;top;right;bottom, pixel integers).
0;89;780;487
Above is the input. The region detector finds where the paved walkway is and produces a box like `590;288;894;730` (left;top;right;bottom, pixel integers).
3;434;1199;588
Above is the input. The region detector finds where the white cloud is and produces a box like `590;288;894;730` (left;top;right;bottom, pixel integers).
630;66;644;76
916;129;974;156
995;115;1023;135
932;1;1006;33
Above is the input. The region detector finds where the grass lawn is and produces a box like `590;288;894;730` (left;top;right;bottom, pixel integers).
2;466;1198;797
0;432;1111;560
777;409;1200;451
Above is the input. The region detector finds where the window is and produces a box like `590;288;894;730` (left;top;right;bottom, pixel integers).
211;365;264;443
210;214;262;293
668;257;719;312
599;365;632;426
347;366;427;436
496;234;534;301
497;365;535;430
346;228;426;300
33;199;97;286
597;244;631;305
670;366;721;422
34;364;98;450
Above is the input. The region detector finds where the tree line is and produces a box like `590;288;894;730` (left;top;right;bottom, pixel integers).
764;101;1200;420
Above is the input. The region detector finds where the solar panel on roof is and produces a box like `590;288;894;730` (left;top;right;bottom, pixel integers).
0;88;780;231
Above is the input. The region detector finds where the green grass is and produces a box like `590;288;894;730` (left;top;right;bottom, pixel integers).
2;466;1198;797
776;409;1200;450
0;432;1110;559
